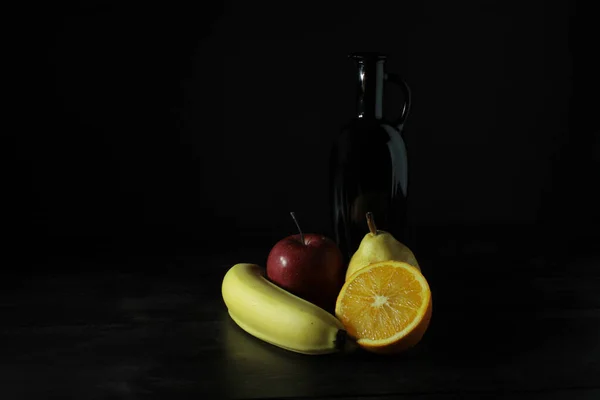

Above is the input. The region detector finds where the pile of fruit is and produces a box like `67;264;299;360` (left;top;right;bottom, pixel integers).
221;212;432;355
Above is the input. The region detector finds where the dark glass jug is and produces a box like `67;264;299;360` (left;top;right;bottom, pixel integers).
329;52;412;262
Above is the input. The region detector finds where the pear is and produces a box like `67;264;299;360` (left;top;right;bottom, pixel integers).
345;212;420;280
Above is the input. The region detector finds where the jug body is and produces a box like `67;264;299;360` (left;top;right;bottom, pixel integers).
329;53;412;261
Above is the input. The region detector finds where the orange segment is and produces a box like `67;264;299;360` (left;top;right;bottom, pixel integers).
335;260;432;354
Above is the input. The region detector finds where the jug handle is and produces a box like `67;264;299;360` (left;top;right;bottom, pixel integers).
385;73;412;131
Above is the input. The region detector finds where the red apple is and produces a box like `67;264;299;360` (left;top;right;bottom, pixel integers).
266;212;345;312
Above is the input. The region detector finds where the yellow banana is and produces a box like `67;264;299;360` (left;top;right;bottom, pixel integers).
221;263;349;355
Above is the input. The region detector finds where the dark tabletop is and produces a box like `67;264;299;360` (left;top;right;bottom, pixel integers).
2;231;600;399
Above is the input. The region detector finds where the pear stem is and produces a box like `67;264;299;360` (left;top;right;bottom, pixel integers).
366;212;378;235
290;212;305;244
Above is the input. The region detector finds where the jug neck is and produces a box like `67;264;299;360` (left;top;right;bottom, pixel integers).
352;54;386;120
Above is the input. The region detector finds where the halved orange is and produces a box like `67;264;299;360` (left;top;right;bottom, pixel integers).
335;260;432;354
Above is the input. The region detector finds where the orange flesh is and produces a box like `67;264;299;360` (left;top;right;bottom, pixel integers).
337;264;426;341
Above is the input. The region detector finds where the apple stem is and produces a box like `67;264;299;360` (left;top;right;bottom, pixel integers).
290;212;305;244
366;212;378;235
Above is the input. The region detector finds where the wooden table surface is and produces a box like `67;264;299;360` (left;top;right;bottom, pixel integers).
2;237;599;399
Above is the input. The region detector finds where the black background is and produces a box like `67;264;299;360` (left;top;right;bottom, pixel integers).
7;0;599;269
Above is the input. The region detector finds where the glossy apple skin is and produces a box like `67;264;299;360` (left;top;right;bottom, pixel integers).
266;233;345;312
